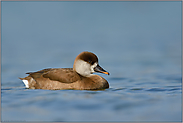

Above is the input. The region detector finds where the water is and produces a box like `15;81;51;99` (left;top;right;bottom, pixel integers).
1;1;182;122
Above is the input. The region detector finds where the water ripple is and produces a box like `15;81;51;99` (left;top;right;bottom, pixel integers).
108;77;127;81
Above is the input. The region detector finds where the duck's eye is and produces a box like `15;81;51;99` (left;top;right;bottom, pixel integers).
88;60;94;64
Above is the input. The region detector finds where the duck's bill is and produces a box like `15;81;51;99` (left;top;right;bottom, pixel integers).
94;65;110;75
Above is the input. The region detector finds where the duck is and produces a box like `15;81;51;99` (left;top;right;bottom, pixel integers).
19;51;110;90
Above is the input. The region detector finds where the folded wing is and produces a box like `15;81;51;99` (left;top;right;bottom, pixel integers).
27;68;80;83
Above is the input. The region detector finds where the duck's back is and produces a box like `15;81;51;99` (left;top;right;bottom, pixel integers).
19;68;81;90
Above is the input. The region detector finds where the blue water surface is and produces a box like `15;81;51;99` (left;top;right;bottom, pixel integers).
1;1;182;122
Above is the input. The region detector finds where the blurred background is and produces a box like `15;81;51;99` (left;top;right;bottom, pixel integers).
1;1;182;122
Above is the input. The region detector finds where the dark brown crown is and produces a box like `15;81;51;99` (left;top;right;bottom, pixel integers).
77;51;98;65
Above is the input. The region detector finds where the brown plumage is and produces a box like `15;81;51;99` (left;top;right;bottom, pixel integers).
19;51;109;90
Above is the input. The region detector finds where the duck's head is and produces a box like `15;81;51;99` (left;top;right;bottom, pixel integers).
73;51;110;77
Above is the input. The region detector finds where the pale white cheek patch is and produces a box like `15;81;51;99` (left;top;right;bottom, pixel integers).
22;80;29;88
75;60;91;76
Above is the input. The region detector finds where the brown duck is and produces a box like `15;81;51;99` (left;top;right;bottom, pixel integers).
19;51;110;90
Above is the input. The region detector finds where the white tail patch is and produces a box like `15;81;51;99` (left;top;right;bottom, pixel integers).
22;80;29;88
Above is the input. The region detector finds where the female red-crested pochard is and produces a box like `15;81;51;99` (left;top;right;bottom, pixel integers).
19;51;110;90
